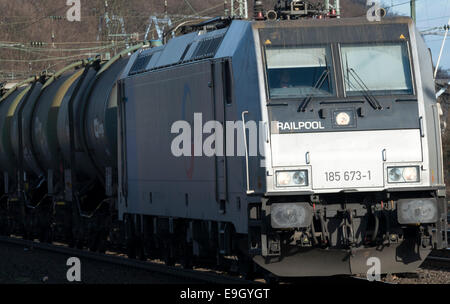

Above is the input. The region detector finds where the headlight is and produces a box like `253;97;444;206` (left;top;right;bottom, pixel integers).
292;171;307;185
387;166;419;183
333;110;355;127
276;170;308;187
335;112;351;126
388;168;402;182
397;198;438;224
271;203;313;228
402;167;418;182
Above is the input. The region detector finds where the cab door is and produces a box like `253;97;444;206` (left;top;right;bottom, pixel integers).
211;60;230;207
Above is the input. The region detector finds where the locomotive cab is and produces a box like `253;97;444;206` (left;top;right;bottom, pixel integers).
249;17;447;276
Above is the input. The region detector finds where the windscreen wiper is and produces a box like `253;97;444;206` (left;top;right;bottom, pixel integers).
347;68;382;110
297;69;329;112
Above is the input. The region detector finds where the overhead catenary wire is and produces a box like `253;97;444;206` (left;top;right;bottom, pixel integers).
426;37;448;42
0;53;102;63
0;42;126;53
0;5;69;28
0;2;224;48
385;0;422;9
0;1;225;81
0;41;130;62
417;15;450;24
434;18;450;78
0;1;224;77
184;0;199;15
0;40;115;45
136;2;224;37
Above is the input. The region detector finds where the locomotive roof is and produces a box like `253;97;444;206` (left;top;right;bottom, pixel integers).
121;16;415;78
252;16;413;29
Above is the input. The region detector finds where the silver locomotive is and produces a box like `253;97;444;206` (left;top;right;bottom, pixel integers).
117;16;447;276
0;7;446;277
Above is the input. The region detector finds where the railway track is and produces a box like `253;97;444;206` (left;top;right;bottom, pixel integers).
426;255;450;263
423;246;450;271
0;235;391;284
424;211;449;268
0;236;255;284
0;235;447;284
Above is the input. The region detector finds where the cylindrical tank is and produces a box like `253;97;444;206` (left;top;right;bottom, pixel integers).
31;71;78;176
10;81;44;178
29;54;135;185
83;57;131;179
1;48;140;193
56;65;99;180
0;86;28;178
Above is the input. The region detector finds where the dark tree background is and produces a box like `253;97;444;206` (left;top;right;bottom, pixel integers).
0;0;366;77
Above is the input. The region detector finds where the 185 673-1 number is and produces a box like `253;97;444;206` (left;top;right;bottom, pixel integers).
325;170;371;182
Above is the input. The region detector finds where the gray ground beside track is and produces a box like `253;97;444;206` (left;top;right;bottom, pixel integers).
381;250;450;284
0;242;202;284
382;267;450;284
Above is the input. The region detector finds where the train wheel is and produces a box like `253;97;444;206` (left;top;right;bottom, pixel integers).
137;239;146;261
67;231;76;248
264;273;279;284
47;227;54;243
0;226;9;236
163;253;176;266
216;249;225;268
180;256;193;269
75;238;84;249
97;230;107;254
238;256;256;280
68;237;75;248
38;226;52;243
126;237;137;259
88;234;99;252
97;238;107;254
162;241;175;266
129;235;146;260
37;212;52;243
0;216;8;236
22;227;32;241
180;243;193;269
124;214;137;259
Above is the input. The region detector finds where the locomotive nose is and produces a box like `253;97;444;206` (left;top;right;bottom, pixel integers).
270;129;423;192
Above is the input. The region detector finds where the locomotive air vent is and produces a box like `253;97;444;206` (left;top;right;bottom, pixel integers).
179;43;193;62
190;35;224;61
129;53;153;75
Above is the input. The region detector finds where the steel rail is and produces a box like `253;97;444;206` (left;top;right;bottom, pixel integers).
0;236;255;284
426;255;450;263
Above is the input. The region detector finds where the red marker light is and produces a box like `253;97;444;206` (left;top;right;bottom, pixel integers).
257;11;264;20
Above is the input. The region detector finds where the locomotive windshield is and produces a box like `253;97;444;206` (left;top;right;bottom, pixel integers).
341;42;413;96
265;46;334;99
